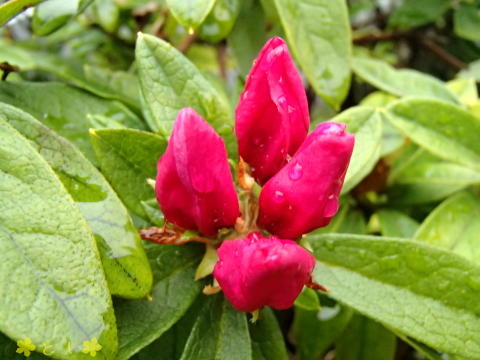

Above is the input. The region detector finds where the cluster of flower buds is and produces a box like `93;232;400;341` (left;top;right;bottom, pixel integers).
155;37;354;312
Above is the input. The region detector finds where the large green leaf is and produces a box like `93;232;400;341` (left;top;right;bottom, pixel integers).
0;0;45;26
249;307;288;360
293;296;353;360
0;118;117;359
89;128;167;219
135;34;235;154
388;0;450;30
166;0;216;30
0;81;144;165
352;58;459;104
0;103;152;299
385;98;480;171
274;0;351;109
335;315;396;360
309;234;480;359
180;294;251;360
334;106;383;193
415;191;480;264
454;3;480;42
115;244;203;360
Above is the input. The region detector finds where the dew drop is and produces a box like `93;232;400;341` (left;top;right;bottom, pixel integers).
288;162;303;180
287;105;296;113
277;96;287;108
243;90;249;100
273;190;285;203
279;76;284;83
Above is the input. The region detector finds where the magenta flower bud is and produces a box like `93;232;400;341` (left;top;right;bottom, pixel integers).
235;37;310;185
213;232;315;312
258;122;355;239
155;108;240;237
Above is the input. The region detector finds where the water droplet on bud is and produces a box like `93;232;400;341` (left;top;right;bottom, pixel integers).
288;162;303;180
273;190;285;203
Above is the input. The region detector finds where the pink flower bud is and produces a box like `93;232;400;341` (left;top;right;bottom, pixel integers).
258;122;354;239
155;108;240;237
213;232;315;312
235;37;309;185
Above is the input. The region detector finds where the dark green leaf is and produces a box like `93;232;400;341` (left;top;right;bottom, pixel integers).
0;332;48;360
89;128;167;219
115;244;204;360
0;118;117;359
385;98;480;171
274;0;351;109
312;200;366;235
135;34;235;154
293;296;353;360
415;191;480;264
376;209;419;238
454;3;480;42
335;314;396;360
0;81;144;165
0;103;153;299
249;307;288;360
179;294;251;360
227;0;268;77
198;0;241;43
388;0;450;30
309;233;480;359
353;58;459;104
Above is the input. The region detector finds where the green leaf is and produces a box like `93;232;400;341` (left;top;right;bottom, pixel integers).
447;78;478;107
92;0;120;33
179;294;251;360
309;233;480;359
227;0;268;77
89;128;167;219
166;0;216;30
0;0;45;26
115;244;203;360
274;0;351;109
385;98;480;171
294;288;320;311
335;314;396;360
376;209;419;238
293;296;353;360
140;199;165;227
0;118;117;359
198;0;241;43
0;103;153;299
414;191;480;264
388;0;450;30
334;107;383;193
135;33;235;154
249;307;288;360
454;3;480;42
353;58;459;104
0;81;144;165
32;0;78;35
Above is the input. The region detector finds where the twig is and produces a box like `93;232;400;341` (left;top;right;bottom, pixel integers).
176;32;197;53
418;37;467;71
0;62;19;81
217;41;227;80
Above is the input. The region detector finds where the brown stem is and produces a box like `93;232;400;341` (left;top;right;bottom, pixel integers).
217;41;228;80
417;37;467;71
139;226;215;246
0;62;19;81
176;32;197;53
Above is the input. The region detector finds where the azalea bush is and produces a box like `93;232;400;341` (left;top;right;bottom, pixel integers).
1;0;480;359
